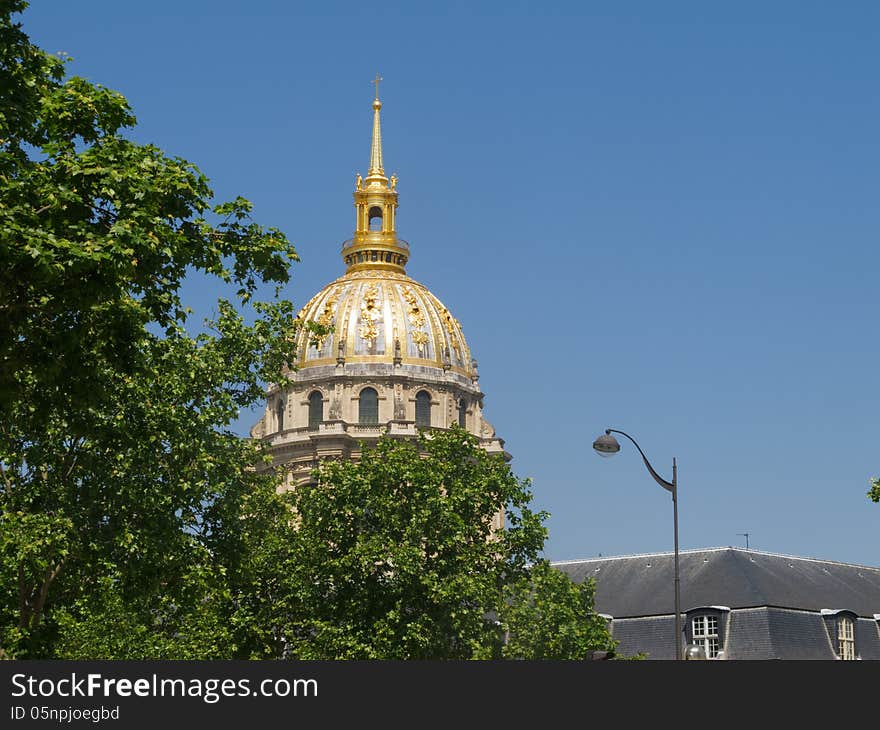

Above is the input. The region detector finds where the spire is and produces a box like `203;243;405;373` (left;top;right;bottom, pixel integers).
344;79;408;274
368;73;384;177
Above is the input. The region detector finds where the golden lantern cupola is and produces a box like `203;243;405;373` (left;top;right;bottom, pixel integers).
343;75;409;273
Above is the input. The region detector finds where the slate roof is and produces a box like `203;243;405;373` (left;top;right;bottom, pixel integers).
553;547;880;619
607;616;675;660
725;607;836;660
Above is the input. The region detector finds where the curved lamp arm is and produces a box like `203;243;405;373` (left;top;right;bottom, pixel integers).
605;428;675;493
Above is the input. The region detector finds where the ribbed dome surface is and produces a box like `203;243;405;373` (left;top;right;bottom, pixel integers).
293;269;474;378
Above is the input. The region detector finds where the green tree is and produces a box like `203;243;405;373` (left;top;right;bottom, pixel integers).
0;0;303;657
248;429;616;660
869;477;880;503
498;560;616;660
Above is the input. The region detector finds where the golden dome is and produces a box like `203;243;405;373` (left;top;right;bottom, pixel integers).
293;268;474;377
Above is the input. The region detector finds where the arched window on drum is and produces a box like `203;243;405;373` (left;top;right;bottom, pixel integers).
275;399;285;432
308;391;324;429
359;387;379;425
415;390;432;427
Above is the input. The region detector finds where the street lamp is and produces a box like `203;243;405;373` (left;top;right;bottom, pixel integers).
592;428;683;661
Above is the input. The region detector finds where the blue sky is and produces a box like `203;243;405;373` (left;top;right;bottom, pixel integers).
22;1;880;566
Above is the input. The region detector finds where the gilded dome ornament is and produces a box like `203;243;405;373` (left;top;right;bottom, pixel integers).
402;286;425;327
441;308;462;357
411;330;429;354
314;287;340;350
358;284;381;343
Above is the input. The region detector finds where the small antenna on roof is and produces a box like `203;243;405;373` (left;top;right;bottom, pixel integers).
737;533;750;549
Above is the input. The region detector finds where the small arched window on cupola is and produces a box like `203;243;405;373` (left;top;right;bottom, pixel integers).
368;206;383;232
415;390;432;427
275;399;285;432
308;390;324;429
359;387;379;425
458;399;467;428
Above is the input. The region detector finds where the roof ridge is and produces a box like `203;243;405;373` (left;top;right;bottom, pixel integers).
551;546;880;571
551;547;730;565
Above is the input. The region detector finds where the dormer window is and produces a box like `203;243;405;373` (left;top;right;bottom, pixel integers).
838;616;855;660
684;607;730;659
822;609;859;660
691;615;721;659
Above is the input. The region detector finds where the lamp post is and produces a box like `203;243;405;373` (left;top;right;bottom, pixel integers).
592;428;683;661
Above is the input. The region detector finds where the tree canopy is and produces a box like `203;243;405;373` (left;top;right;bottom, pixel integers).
240;429;616;660
0;0;300;658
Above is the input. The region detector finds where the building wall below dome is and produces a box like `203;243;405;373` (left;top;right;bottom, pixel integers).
250;363;507;495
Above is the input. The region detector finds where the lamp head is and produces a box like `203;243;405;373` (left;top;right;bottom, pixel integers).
592;432;620;458
685;644;708;660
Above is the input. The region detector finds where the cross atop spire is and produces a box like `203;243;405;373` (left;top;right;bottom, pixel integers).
372;73;382;101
